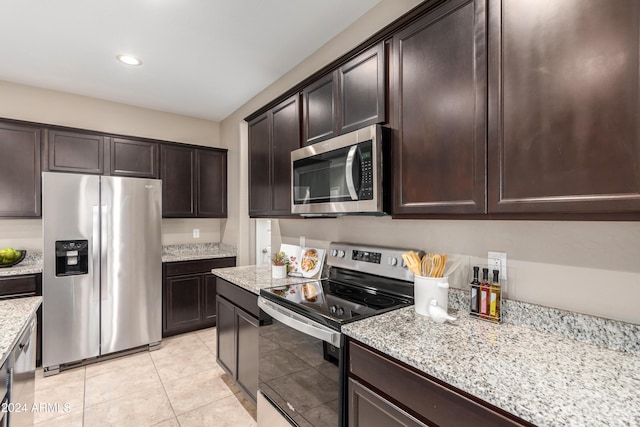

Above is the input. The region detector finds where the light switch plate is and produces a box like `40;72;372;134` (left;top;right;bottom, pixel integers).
193;229;200;238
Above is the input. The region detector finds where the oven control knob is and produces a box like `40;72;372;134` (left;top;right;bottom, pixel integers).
331;249;338;257
337;307;345;316
401;259;407;268
337;250;345;258
330;305;338;314
389;257;398;266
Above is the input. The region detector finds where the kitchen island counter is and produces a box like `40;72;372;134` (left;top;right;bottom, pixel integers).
211;265;314;295
343;306;640;427
0;296;41;366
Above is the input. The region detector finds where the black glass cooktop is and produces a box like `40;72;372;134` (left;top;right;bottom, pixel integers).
260;276;413;330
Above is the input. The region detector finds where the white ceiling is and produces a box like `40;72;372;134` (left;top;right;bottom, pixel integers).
0;0;381;121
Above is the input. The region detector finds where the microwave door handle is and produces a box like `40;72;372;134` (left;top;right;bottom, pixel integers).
258;298;342;347
345;145;359;200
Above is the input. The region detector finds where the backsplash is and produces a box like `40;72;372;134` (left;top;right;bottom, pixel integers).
278;216;640;324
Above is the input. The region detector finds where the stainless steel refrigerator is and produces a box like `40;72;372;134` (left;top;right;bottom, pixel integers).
42;172;162;374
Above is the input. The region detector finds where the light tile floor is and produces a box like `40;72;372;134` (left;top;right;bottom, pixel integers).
34;328;257;427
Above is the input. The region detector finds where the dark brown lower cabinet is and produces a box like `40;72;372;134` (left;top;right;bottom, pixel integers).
348;339;533;427
349;378;427;427
0;274;42;367
162;257;236;337
215;278;259;403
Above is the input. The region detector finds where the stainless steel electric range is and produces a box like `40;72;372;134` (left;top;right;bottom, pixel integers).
257;242;419;427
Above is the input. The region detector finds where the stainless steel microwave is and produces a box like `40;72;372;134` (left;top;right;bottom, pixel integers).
291;124;387;215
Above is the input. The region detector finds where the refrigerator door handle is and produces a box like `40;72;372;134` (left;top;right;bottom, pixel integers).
100;205;108;301
92;206;101;300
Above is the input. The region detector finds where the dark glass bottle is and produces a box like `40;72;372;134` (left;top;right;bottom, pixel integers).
469;266;480;314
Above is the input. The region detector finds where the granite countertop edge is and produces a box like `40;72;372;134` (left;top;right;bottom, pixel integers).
0;296;42;366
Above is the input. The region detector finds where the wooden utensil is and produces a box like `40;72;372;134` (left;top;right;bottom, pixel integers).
401;251;422;276
421;256;433;277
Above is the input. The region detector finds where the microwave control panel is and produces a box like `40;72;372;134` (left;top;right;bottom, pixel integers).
359;146;373;200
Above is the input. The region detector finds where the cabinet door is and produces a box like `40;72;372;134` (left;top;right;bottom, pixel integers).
338;42;386;134
271;95;300;216
248;113;272;216
236;306;259;402
349;379;428;427
392;0;487;215
47;129;105;174
0;122;41;217
488;0;640;213
164;275;202;335
161;144;196;217
196;149;227;217
203;273;217;326
303;72;337;146
110;137;159;178
216;295;237;378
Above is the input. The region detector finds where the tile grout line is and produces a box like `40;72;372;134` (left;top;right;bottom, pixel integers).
150;346;182;426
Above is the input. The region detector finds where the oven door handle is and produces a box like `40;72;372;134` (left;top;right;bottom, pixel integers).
258;297;342;348
345;145;359;200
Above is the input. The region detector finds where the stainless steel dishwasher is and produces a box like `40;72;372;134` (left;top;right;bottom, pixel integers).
8;316;36;427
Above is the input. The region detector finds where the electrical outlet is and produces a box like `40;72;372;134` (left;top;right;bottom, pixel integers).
488;251;507;281
193;229;200;238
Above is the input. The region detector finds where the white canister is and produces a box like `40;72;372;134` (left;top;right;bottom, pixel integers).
414;275;449;317
271;265;287;279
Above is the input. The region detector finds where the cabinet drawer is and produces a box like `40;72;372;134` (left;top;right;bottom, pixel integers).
164;257;236;277
0;275;37;298
348;340;531;427
216;278;259;318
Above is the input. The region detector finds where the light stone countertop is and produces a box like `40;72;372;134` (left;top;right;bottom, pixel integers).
212;265;316;295
342;307;640;427
0;244;238;278
0;296;41;366
161;243;237;263
0;251;43;277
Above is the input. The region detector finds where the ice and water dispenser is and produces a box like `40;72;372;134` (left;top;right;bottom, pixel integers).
55;240;89;276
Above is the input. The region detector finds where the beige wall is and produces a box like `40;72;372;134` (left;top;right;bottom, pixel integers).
220;0;640;324
0;80;223;247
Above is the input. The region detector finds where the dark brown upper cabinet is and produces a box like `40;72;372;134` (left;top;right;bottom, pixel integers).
302;72;337;146
248;94;300;217
162;144;195;217
248;113;271;216
338;41;386;134
488;0;640;214
161;144;227;218
0;121;42;217
197;149;227;218
47;129;105;174
303;42;386;146
110;137;159;178
392;0;487;216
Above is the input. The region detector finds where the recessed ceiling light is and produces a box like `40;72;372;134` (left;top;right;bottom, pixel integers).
116;54;142;66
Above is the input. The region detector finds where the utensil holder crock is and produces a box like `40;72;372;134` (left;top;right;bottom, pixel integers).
414;275;449;317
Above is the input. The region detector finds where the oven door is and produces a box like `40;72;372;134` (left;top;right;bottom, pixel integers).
258;297;345;427
291;124;381;215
